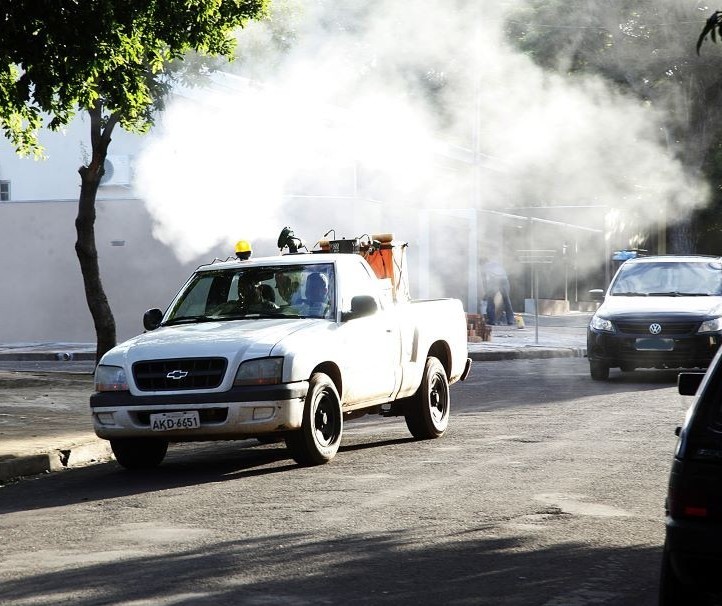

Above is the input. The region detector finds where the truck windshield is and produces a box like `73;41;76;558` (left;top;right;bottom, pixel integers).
165;263;336;323
610;261;722;296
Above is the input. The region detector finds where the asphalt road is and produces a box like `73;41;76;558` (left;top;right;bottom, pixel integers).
0;358;688;605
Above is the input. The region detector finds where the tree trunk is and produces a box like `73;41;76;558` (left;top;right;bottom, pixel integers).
76;104;119;363
667;219;696;255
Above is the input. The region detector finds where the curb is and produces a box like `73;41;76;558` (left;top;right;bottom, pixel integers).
0;439;113;484
0;351;96;362
469;347;587;362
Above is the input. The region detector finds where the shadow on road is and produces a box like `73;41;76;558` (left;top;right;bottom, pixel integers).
0;443;300;513
0;434;420;514
0;527;663;605
463;358;688;411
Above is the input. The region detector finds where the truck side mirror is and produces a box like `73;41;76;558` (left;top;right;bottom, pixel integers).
588;289;605;301
342;295;378;321
143;308;164;331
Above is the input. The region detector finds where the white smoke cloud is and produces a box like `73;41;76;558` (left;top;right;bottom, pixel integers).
134;0;709;264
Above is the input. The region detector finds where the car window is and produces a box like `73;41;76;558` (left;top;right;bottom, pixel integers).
684;354;722;455
610;261;722;296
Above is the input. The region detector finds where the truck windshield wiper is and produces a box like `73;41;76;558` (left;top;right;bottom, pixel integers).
612;292;647;296
163;315;217;326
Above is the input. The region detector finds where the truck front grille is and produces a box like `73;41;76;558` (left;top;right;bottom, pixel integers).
133;358;227;391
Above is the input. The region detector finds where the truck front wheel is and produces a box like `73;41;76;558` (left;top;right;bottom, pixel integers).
110;437;168;470
405;356;450;439
285;372;343;466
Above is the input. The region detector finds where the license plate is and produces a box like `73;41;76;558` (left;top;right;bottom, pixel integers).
635;338;674;351
150;411;200;431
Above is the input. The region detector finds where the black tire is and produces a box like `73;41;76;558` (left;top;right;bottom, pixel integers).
404;356;450;439
659;542;710;606
285;372;343;466
110;437;168;470
590;360;610;381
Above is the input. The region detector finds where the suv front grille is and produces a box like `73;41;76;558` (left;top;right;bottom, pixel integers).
615;321;699;336
133;358;227;391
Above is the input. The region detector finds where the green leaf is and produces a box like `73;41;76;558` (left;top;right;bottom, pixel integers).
0;0;268;150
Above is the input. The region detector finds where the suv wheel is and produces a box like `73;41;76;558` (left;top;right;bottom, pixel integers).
589;360;610;381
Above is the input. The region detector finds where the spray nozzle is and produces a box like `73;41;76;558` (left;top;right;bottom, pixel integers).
277;226;304;254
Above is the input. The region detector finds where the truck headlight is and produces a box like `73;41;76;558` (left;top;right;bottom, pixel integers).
698;317;722;333
234;357;283;386
590;315;614;333
95;365;129;392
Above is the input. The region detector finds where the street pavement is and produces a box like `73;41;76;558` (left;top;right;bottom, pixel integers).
0;312;591;483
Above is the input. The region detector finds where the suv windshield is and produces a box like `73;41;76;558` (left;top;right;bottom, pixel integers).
165;263;336;324
610;261;722;297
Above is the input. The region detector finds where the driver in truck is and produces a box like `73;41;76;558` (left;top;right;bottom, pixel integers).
300;272;330;318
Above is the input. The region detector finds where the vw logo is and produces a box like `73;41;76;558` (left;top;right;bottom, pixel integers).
166;370;189;380
648;323;662;335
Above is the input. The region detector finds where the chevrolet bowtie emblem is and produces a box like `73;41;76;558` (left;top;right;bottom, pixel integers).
167;370;189;380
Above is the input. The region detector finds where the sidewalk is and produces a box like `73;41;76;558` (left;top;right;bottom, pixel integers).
468;312;589;361
0;312;590;483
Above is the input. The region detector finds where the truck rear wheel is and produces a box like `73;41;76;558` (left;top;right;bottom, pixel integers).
110;437;168;470
285;372;343;466
404;356;450;439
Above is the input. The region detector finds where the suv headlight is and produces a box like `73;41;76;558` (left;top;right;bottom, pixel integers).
95;365;129;392
234;357;283;386
590;315;614;333
698;317;722;333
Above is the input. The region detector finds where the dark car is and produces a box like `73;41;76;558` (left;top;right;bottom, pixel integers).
587;255;722;380
660;353;722;605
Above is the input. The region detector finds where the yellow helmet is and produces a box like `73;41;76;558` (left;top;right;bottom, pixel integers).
235;240;252;254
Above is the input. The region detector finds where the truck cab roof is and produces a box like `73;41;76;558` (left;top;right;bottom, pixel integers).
197;253;367;273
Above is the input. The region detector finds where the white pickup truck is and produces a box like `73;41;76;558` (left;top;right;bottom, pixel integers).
91;246;471;469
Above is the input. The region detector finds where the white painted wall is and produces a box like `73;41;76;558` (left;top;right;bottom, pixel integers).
0;116;143;202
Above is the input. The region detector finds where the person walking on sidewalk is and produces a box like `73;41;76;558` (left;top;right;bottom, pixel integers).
482;256;515;326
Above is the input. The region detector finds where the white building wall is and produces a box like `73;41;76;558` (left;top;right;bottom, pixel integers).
0;117;195;344
0;116;143;202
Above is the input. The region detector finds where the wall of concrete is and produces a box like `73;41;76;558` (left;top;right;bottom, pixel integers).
0;199;201;343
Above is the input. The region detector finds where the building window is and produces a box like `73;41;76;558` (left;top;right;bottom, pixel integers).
0;181;9;202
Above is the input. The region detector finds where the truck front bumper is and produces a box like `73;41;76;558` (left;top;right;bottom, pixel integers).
90;382;308;441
